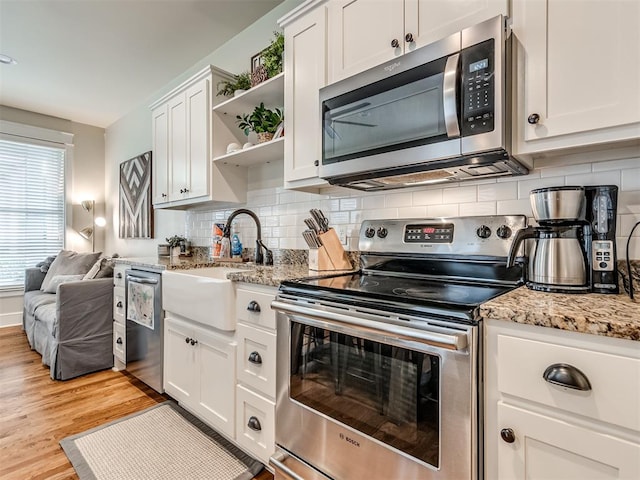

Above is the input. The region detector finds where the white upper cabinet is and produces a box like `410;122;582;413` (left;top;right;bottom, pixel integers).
150;65;247;209
512;0;640;156
281;3;329;190
328;0;508;83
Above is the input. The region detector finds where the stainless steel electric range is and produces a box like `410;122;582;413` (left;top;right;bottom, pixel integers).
270;215;527;480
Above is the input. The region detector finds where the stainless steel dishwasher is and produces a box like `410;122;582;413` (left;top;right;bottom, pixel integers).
125;267;163;393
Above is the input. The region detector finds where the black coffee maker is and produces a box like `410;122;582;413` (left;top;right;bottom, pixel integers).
585;185;619;294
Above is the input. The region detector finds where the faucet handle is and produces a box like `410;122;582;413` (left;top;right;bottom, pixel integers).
256;239;273;266
264;249;274;266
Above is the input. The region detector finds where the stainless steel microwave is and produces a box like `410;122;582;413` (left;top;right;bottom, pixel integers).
319;15;528;191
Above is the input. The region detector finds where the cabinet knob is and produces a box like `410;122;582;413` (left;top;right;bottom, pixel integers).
247;300;261;313
116;273;123;279
543;363;592;391
500;428;516;443
248;351;263;365
185;337;191;344
247;416;262;432
190;338;198;346
184;188;189;193
391;38;400;48
405;32;414;43
161;193;167;198
527;113;540;125
314;160;319;167
116;337;123;345
116;301;123;308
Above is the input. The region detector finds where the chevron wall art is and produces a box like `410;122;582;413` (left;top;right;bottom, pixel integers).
119;151;153;238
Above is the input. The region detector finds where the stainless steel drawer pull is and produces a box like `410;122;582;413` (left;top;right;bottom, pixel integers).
247;300;261;312
247;416;261;431
248;351;262;365
543;363;592;391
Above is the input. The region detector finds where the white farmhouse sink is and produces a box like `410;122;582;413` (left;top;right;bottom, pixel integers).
162;267;248;331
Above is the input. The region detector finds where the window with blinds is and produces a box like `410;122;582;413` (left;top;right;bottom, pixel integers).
0;139;65;289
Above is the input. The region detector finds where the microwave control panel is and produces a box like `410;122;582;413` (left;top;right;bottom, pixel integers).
461;39;495;137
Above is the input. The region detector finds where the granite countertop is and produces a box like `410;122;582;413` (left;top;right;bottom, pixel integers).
480;287;640;341
114;256;347;287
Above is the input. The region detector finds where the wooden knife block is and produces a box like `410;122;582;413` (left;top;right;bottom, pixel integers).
309;228;353;272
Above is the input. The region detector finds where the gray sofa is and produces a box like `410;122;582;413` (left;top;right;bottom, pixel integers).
23;267;114;380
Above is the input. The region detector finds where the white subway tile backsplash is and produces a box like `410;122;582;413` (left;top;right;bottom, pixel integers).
459;201;497;216
385;192;413;207
443;185;477;204
478;182;517;202
185;156;639;260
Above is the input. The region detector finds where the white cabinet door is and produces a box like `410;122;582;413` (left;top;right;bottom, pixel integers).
151;104;169;205
164;317;195;404
328;0;403;83
497;402;640;480
185;77;210;200
328;0;508;83
284;5;328;189
512;0;640;153
168;93;188;201
196;326;237;439
236;323;277;399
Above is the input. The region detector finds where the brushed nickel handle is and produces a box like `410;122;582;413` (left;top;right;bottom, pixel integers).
543;363;591;391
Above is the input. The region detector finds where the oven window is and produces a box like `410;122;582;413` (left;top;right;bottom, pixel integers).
290;322;440;468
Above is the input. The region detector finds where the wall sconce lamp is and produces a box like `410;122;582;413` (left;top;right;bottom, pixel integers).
78;200;106;252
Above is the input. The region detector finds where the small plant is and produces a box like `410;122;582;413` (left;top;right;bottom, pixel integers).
165;235;186;248
216;71;251;97
261;31;284;78
236;102;284;136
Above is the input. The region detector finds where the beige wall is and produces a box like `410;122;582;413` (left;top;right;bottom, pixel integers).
0;105;106;325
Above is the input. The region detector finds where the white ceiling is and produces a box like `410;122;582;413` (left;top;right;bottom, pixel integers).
0;0;284;128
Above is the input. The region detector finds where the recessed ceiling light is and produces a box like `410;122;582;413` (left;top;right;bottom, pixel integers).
0;54;18;65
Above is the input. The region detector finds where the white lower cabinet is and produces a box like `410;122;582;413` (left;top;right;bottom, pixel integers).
112;264;129;371
235;283;278;464
485;319;640;479
164;315;236;439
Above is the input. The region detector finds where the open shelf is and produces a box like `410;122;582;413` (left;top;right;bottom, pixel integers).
213;73;284;119
213;137;284;167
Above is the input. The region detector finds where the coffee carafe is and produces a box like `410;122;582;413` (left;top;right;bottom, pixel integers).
507;186;590;293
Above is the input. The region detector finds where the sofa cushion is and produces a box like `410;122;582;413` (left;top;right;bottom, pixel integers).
42;274;84;293
83;257;115;280
24;290;56;316
41;250;101;292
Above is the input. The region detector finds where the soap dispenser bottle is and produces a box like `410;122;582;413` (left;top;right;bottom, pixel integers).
231;230;243;257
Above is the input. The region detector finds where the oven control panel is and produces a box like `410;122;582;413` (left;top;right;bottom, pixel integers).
360;215;527;257
404;224;454;243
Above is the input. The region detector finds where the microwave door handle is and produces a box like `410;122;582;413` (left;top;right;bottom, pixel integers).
443;53;461;138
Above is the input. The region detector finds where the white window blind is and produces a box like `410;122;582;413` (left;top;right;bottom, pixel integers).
0;139;65;289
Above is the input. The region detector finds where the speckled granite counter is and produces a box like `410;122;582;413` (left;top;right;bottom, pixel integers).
480;287;640;341
115;253;355;287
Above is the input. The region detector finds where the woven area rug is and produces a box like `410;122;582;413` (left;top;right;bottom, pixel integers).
60;401;263;480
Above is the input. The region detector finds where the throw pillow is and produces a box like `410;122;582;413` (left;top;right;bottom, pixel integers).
42;274;84;294
83;257;115;280
35;255;57;273
40;250;102;292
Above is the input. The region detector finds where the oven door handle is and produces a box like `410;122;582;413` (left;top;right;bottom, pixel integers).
272;301;467;351
126;275;159;285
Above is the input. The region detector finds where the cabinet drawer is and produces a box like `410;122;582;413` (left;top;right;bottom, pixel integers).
497;334;640;431
236;286;276;330
237;322;276;399
113;265;129;288
235;384;275;465
113;286;125;324
113;321;126;363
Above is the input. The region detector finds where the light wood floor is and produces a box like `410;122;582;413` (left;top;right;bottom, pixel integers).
0;325;273;480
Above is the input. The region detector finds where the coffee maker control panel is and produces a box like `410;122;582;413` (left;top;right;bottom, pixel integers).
592;240;615;272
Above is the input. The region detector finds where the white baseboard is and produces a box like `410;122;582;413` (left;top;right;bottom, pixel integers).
0;312;22;328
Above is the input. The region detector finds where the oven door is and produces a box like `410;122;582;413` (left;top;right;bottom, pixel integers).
272;299;478;480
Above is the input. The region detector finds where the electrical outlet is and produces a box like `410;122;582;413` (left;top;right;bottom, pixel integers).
338;227;347;245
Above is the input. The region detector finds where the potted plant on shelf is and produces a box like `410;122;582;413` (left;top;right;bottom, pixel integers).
262;31;284;79
216;71;252;97
236;102;284;143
